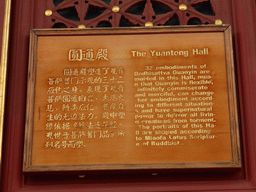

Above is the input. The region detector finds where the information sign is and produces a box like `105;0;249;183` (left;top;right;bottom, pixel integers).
23;25;241;172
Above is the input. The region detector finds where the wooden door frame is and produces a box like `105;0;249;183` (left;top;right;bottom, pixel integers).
0;0;11;186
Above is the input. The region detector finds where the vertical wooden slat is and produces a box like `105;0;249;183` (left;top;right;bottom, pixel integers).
0;0;11;189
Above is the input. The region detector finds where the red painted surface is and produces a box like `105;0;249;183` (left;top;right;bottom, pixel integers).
1;0;256;191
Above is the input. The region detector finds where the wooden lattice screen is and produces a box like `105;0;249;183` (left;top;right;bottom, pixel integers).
45;0;221;28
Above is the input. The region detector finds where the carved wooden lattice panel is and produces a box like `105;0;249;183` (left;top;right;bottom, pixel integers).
45;0;220;28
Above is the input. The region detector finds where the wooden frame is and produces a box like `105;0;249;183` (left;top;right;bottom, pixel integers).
0;0;11;180
23;25;240;172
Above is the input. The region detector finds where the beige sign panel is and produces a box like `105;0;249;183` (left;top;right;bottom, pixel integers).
23;25;241;172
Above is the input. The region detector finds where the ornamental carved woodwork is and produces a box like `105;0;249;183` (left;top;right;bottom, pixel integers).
45;0;218;28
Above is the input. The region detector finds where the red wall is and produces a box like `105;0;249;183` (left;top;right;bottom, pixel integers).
1;0;256;191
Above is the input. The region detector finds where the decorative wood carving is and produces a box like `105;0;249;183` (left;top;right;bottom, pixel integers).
45;0;218;28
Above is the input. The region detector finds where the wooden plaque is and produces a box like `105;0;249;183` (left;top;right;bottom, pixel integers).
23;25;241;172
